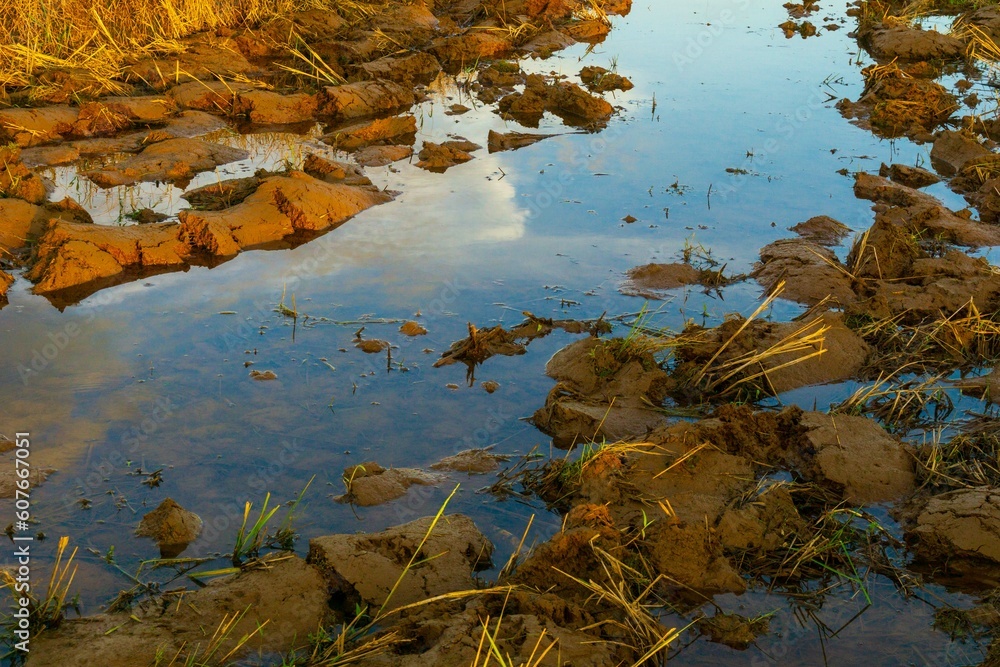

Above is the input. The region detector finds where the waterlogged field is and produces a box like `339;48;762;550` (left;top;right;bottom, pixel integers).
2;0;1000;664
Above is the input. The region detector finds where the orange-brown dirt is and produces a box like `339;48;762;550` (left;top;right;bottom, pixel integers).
0;0;633;305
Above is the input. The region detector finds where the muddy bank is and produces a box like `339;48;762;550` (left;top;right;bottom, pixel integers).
0;0;634;306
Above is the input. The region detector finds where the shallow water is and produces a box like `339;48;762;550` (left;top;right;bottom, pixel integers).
1;0;995;664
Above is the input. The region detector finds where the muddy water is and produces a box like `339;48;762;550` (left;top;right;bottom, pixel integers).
0;0;994;664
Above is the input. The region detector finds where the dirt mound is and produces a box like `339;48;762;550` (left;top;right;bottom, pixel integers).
317;80;416;121
358;52;442;85
839;65;957;138
752;238;857;306
908;487;1000;567
879;162;940;188
0;105;82;146
0;145;52;204
499;74;614;127
487;129;555;153
354;144;414;167
26;221;185;297
669;312;870;398
620;262;701;297
28;171;388;300
431;448;509;473
179;171;390;252
930;130;992;177
800;412;916;503
308;514;492;611
323;115;417;151
0;271;12;301
335;461;443;506
0;197;92;256
127;36;255;90
28;556;328;667
861;25;965;61
579;66;633;92
788;215;851;245
135;498;203;558
84;137;249;188
854;172;1000;247
416;139;481;172
646;522;746;594
233;90;319;124
532;337;672;446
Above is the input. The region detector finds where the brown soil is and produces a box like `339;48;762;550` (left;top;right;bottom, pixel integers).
930;129;992;177
308;513;492;611
670;311;871;398
26;171;388;300
752;238;857;306
84;138;249;188
861;24;965;61
336;461;443;506
431;448;510;474
354;144;414;167
134;498;203;558
27;556;329;667
532;336;672;447
620;262;701;297
322;115;417;151
879;162;941;188
800;412;916;504
908;488;1000;571
416;139;482;172
838;65;957;138
788;214;852;245
499;74;614;127
356;339;391;353
579;66;634;93
487;129;555;153
399;320;428;336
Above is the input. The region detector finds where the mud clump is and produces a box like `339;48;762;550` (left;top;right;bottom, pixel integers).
670;312;871;398
308;514;492;610
907;488;1000;572
752;238;857;306
579;65;633;92
532;337;672;446
336;461;443;506
622;261;741;298
0;145;51;204
135;498;203;558
84;137;249;188
499;75;614;127
322;115;417;151
27;556;329;667
356;339;390;353
0;197;93;257
698;613;770;650
28;171;389;300
838;64;957;138
622;262;700;294
879;162;940;188
431;448;510;474
800;412;916;503
399;320;427;336
788;215;851;245
861;24;965;62
354;144;413;167
487;129;554;153
930;130;992;177
317;81;416;122
416;139;481;172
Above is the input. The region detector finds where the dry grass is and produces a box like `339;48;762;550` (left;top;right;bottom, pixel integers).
0;0;375;96
915;424;1000;491
852;300;1000;372
833;368;954;432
